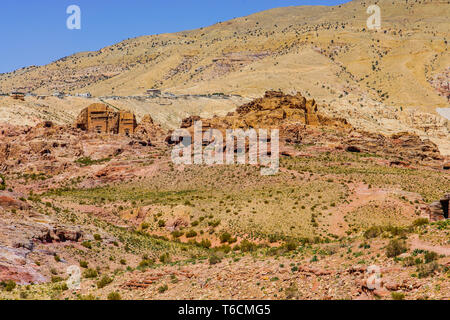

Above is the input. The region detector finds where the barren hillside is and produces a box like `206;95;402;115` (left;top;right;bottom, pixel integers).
0;0;448;112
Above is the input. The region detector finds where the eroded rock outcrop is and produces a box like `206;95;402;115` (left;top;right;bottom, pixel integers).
175;91;444;164
427;194;450;221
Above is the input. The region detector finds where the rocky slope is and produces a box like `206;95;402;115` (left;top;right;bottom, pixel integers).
0;92;448;299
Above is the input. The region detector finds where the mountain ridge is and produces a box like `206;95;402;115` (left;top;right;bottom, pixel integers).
0;0;448;110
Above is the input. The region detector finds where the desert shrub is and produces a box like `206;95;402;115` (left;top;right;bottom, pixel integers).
81;241;92;249
364;226;383;239
159;253;171;264
157;220;166;227
138;257;155;269
97;275;113;289
185;230;197;238
417;262;440;278
79;260;88;268
208;220;221;227
386;239;408;258
283;240;298;251
171;230;184;238
75;157;110;166
424;251;438;263
51;276;63;283
215;244;231;253
93;234;102;241
268;234;282;243
403;256;419;267
107;292;121;300
239;240;257;252
219;232;232;243
158;284;168;293
412;218;429;227
209;254;222;265
1;280;16;292
391;292;405;300
200;238;211;248
83;268;98;279
385;226;409;237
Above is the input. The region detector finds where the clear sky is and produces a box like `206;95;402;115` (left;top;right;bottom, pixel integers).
0;0;349;74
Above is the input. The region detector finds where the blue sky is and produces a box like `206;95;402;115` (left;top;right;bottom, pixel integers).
0;0;348;74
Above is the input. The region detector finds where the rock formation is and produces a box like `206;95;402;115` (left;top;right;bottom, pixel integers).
175;91;445;165
428;194;450;221
75;103;137;136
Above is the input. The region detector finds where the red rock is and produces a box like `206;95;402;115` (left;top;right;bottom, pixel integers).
0;191;30;210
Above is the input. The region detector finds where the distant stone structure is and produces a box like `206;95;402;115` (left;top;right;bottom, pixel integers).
75;103;137;135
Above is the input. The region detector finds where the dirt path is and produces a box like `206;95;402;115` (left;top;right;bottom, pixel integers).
327;184;390;236
410;234;450;256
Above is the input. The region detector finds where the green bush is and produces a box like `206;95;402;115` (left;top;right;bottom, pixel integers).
1;280;16;292
157;220;166;228
158;284;168;293
97;275;113;289
93;234;102;241
239;240;257;252
159;253;171;264
386;239;408;258
79;260;88;268
209;254;222;265
185;230;197;238
81;241;92;249
51;276;63;283
424;251;438;263
364;226;383;239
391;292;405;300
216;244;231;253
417;262;440;278
200;238;211;248
219;232;232;243
75;157;110;167
107;292;121;300
283;240;298;251
138;257;154;269
83;268;98;279
171;230;184;238
412;218;429;227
